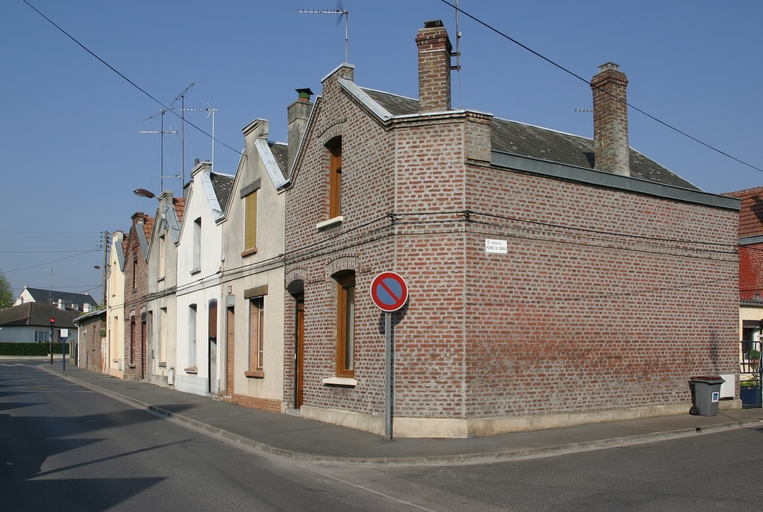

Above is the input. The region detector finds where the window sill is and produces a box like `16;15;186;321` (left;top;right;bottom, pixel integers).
316;216;344;231
245;370;265;379
184;366;198;374
322;376;357;387
190;269;201;276
157;277;165;283
158;362;167;368
241;247;258;258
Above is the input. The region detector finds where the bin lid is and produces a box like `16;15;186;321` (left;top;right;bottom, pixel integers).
690;376;725;385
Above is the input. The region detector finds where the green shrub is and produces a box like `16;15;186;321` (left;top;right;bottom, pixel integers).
0;342;69;356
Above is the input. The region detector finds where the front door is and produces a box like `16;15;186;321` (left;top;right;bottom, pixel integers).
208;299;218;394
226;306;235;397
140;317;147;380
296;296;304;408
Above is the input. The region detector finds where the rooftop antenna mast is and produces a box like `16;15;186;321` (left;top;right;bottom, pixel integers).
170;83;194;188
454;0;463;109
178;103;217;173
141;109;178;191
298;1;349;63
44;267;57;303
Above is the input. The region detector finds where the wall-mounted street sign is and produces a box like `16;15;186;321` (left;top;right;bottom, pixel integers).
370;271;408;312
485;239;508;254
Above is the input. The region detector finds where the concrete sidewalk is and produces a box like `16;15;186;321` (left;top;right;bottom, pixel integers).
37;362;763;465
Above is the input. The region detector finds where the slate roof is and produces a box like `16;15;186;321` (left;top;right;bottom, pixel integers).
361;87;700;191
18;287;98;309
209;172;235;208
723;187;763;239
0;302;80;329
270;142;289;180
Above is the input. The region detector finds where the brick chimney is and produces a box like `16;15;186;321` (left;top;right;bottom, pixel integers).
591;62;630;176
287;88;313;172
416;20;452;113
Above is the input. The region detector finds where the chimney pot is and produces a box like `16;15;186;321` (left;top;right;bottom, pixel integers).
296;88;313;103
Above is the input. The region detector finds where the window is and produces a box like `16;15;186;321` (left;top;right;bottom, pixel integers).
35;330;50;343
247;297;264;376
130;315;136;364
335;271;355;377
158;235;165;280
132;253;138;290
111;315;118;361
244;191;257;252
188;304;197;368
192;218;201;273
328;138;342;219
159;307;167;364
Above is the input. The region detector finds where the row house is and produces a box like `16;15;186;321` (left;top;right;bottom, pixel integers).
123;213;153;380
281;20;741;437
173;161;233;396
145;191;184;388
101;19;743;439
105;231;126;378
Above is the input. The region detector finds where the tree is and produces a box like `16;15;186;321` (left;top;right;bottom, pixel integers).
0;270;13;309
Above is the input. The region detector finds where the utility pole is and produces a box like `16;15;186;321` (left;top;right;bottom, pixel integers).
101;230;109;306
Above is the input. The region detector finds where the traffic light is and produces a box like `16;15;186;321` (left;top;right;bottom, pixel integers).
50;317;56;327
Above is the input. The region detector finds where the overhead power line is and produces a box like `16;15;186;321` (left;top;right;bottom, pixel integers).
22;0;242;159
438;0;763;174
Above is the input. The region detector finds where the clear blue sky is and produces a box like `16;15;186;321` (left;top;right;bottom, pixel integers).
2;0;761;301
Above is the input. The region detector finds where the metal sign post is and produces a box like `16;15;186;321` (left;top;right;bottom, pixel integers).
384;311;392;440
60;328;69;371
49;317;55;365
370;272;408;441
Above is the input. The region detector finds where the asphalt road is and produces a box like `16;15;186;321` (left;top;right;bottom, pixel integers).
0;361;423;512
2;360;762;511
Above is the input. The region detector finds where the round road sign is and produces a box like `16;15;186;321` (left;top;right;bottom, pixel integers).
370;272;408;312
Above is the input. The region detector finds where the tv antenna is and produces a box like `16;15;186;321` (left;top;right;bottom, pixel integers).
177;103;217;173
298;1;349;63
453;0;463;108
169;83;194;187
140;108;179;191
43;267;57;303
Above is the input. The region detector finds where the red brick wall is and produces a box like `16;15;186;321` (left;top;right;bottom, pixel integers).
123;215;150;381
78;315;105;373
739;243;763;300
228;393;281;413
461;165;739;416
284;65;739;421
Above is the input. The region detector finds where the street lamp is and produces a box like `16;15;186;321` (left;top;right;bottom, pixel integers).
133;188;156;199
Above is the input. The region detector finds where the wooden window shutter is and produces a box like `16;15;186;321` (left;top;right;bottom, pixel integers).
245;191;257;250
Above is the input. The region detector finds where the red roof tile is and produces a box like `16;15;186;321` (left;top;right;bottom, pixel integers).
724;187;763;239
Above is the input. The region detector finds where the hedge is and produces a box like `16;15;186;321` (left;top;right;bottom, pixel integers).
0;343;70;356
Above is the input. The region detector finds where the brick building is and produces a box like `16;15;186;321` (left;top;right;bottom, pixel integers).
123;212;153;381
723;187;763;378
74;308;106;372
283;20;741;438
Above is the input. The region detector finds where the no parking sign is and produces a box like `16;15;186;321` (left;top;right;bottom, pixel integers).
370;272;408;312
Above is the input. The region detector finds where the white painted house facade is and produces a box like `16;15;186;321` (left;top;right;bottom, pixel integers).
174;161;234;396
